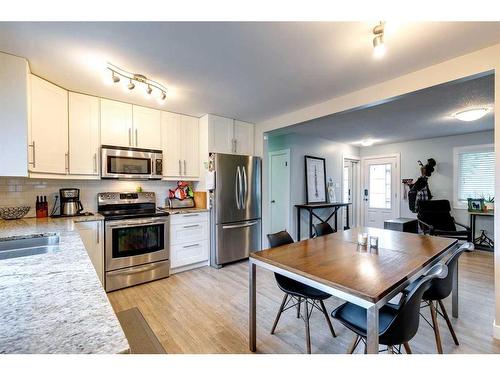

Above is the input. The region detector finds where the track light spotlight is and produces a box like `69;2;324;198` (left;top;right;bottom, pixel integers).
112;71;120;83
128;80;135;90
146;85;152;95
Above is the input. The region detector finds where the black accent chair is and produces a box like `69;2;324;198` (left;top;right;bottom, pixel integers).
332;263;448;354
267;230;336;354
420;242;473;353
313;222;334;237
417;200;472;242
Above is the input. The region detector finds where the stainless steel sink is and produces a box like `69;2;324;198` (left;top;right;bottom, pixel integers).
0;235;60;260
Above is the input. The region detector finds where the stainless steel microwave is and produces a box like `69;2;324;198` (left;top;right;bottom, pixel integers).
101;145;163;180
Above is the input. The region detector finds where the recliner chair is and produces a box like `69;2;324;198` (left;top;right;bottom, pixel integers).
417;200;472;242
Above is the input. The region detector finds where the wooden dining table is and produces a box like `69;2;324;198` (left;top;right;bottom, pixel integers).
248;227;460;354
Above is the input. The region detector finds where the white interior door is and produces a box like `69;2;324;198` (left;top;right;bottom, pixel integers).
362;156;399;228
269;150;290;234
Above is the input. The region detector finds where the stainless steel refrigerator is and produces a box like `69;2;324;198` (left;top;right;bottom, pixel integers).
209;153;262;268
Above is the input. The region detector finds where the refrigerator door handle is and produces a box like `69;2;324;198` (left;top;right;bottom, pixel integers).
235;166;241;209
222;221;259;229
242;166;248;207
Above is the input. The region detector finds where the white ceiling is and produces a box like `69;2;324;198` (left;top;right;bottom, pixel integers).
1;22;500;123
270;73;494;145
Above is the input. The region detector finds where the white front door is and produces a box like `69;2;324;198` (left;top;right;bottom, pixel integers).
362;156;400;228
269;150;290;234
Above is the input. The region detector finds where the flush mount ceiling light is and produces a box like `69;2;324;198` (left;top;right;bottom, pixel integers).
106;63;167;104
452;107;490;122
356;139;378;147
372;22;386;59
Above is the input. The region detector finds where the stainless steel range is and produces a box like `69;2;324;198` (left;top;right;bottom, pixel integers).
98;192;170;292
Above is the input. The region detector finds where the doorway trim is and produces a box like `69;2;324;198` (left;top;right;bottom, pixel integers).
360;153;401;226
342;154;361;228
268;149;291;234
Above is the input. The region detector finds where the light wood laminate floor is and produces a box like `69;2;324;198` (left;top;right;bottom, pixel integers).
108;250;500;354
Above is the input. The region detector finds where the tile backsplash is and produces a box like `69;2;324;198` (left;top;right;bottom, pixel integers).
0;177;183;217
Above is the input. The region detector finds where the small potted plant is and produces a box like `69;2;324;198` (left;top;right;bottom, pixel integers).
483;195;494;211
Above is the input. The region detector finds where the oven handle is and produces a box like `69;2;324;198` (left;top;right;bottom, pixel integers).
106;219;167;228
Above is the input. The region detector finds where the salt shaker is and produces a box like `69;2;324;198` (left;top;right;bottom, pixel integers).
369;235;379;248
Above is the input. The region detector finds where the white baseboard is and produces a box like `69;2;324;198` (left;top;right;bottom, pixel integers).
492;320;500;340
170;260;209;275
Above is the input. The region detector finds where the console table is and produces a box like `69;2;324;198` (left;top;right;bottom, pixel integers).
469;211;494;251
295;202;351;239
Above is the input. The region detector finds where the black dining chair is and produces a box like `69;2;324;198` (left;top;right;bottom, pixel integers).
331;263;448;354
420;242;473;354
267;230;336;354
313;222;334;237
417;200;472;242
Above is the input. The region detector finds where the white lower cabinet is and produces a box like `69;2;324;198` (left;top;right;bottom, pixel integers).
75;220;104;287
170;212;209;272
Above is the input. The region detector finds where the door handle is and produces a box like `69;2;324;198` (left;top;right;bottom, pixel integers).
93;153;97;174
128;128;132;146
182;243;200;249
271;200;276;203
222;221;259;229
135;129;138;147
242;166;247;207
179;160;182;175
184;160;187;175
183;224;200;229
235;166;241;209
28;141;36;168
65;152;69;172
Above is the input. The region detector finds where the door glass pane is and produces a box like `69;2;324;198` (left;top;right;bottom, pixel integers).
108;156;151;175
112;223;164;258
369;163;391;209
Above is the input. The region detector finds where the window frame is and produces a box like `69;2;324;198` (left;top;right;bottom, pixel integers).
453;143;494;209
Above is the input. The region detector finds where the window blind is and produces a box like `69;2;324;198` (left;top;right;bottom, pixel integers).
457;148;495;202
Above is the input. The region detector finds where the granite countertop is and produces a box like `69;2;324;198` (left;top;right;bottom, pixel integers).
0;216;129;354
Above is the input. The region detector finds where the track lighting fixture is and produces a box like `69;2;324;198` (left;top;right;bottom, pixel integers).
106;62;167;103
372;22;386;58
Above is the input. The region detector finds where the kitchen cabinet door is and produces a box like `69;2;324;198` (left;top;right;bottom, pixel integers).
132;105;161;150
69;93;100;175
233;120;254;155
181;115;199;178
29;75;68;174
208;115;234;154
75;221;104;287
161;111;182;178
100;99;133;147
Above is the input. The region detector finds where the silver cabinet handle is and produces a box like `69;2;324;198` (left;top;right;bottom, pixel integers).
135;129;138;147
182;214;200;217
183;224;200;229
178;160;182;175
65;152;69;172
242;166;247;207
184;160;187;175
28;141;36;168
235;166;241;209
128;128;132;146
96;223;100;244
93;153;97;174
222;221;259;229
182;243;200;249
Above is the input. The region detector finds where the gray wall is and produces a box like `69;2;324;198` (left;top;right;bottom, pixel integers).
360;130;494;238
268;132;359;241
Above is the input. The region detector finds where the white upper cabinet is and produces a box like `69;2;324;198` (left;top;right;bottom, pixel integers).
0;52;29;177
208;115;234;154
181;115;199;178
100;99;133;147
233;120;254;155
205;114;255;155
132;105;161;150
161;111;200;180
161;111;182;178
29;75;68;174
69;93;100;176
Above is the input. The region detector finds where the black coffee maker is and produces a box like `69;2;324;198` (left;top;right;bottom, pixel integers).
59;188;84;216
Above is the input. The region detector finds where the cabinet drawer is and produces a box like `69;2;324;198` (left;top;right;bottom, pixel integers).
171;221;208;245
169;211;208;225
171;240;209;269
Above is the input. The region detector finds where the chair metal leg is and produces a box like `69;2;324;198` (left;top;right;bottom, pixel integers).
296;297;301;318
304;300;311;354
387;345;394;354
318;299;336;338
270;293;288;334
429;301;443;354
438;300;459;345
403;342;412;354
347;335;360;354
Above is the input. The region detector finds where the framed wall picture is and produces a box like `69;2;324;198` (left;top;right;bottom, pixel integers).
467;198;485;212
305;155;327;204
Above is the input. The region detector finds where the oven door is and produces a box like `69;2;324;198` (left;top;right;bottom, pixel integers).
105;216;170;271
101;146;162;179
